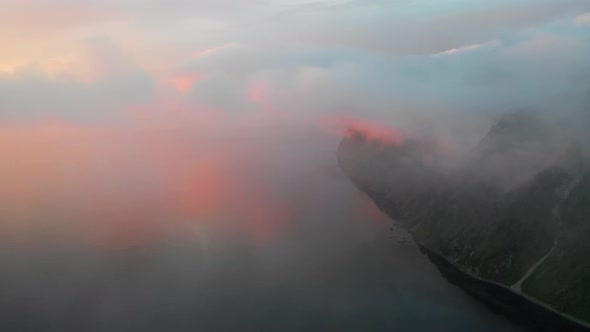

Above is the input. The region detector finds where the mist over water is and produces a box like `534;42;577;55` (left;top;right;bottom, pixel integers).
0;122;526;331
1;0;589;330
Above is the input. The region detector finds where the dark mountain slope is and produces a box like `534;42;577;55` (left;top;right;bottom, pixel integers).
337;114;590;330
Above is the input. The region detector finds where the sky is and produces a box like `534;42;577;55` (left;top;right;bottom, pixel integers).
0;0;589;245
1;0;589;121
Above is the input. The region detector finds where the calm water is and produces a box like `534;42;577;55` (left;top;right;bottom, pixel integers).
0;135;526;331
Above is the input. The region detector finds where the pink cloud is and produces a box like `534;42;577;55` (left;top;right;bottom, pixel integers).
0;111;300;249
247;81;275;113
164;72;203;94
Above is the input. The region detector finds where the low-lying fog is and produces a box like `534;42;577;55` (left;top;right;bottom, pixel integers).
0;117;525;331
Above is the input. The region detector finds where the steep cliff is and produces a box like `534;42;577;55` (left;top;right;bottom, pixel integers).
337;114;590;330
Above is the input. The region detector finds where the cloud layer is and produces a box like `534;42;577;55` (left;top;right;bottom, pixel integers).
0;2;588;330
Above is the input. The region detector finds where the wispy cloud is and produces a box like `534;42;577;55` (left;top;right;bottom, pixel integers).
433;40;503;56
574;12;590;26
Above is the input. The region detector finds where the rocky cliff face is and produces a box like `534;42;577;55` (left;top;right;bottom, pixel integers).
337;114;590;327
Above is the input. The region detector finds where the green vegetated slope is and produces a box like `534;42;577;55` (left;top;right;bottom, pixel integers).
338;113;590;322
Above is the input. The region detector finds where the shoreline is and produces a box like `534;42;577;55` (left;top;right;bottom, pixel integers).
347;177;590;331
338;138;590;330
418;244;590;331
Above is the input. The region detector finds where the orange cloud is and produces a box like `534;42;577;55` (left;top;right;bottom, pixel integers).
1;2;119;36
0;2;126;79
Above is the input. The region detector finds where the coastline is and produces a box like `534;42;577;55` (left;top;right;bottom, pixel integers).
338;137;590;330
357;180;590;331
418;244;590;332
354;174;590;331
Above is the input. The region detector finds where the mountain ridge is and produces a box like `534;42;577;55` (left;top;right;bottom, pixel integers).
337;113;590;330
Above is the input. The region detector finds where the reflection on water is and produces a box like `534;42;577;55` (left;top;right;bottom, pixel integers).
0;121;525;331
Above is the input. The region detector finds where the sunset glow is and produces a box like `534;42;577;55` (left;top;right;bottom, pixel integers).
1;1;589;330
